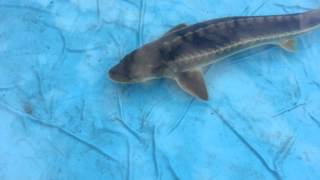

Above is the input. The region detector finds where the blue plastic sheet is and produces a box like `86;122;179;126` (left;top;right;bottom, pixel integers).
0;0;320;179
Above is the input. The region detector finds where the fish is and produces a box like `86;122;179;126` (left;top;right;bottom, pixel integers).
108;9;320;100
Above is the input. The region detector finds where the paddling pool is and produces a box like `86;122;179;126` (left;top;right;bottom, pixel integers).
0;0;319;179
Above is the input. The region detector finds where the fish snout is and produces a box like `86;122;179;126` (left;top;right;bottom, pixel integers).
108;65;131;83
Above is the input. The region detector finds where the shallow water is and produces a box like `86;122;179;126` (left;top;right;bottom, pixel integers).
0;0;320;179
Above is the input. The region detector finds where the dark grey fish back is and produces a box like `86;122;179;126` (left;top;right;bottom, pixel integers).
161;10;320;62
301;9;320;28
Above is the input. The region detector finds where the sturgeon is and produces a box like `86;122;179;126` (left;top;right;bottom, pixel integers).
109;9;320;100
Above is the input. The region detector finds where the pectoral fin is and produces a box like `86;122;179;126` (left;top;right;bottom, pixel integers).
279;39;296;52
163;24;188;36
175;70;208;100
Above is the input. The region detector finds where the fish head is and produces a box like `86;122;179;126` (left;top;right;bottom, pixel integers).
108;43;168;83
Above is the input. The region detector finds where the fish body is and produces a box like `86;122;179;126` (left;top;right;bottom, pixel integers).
109;9;320;100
